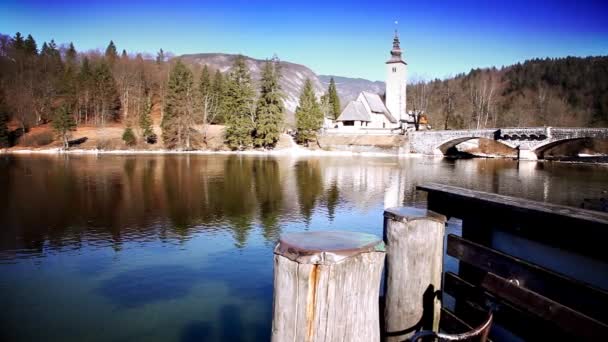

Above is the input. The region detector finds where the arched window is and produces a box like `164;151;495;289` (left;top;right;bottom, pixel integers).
392;67;396;73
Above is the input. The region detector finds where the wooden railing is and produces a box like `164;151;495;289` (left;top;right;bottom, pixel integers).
416;183;608;341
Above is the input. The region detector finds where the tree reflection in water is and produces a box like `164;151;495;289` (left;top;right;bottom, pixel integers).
294;159;324;226
1;154;607;257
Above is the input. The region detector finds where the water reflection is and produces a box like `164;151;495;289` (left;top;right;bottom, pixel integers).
1;155;607;258
253;158;283;241
98;265;202;308
295;160;324;225
1;154;608;342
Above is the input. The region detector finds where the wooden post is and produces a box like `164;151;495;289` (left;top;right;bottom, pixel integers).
383;207;446;341
271;231;386;342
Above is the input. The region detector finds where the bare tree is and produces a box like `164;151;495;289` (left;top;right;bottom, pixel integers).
200;90;219;144
409;76;431;114
467;71;497;129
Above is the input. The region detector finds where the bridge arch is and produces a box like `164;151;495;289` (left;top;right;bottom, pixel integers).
533;137;608;158
436;136;518;155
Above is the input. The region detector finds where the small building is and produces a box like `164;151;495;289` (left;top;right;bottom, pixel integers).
336;92;398;129
402;110;431;131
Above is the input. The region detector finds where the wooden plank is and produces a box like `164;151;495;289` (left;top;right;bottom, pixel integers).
458;217;492;289
444;272;565;341
418;183;608;225
447;234;608;323
417;183;608;260
482;272;608;341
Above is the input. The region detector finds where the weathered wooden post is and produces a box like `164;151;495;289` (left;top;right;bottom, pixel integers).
271;231;386;342
383;207;446;341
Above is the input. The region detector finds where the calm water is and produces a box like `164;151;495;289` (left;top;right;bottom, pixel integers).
1;154;607;341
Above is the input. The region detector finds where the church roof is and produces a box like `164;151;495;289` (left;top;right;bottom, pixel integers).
336;101;371;122
361;92;398;123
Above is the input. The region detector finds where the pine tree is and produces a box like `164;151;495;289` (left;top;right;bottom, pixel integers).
327;77;341;120
320;93;331;119
162;60;196;149
79;57;92;80
24;34;37;56
94;61;121;125
52;104;76;149
254;58;284;148
139;94;154;143
295;79;323;145
105;40;118;64
224;55;256;150
212;69;226;123
121;49;128;60
40;39;63;74
199;65;212;96
11;32;24;51
122;126;136;146
65;43;77;65
40;42;49;55
62;43;78;109
45;40;61;63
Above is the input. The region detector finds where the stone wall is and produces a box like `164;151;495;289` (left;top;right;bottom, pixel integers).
317;134;408;154
408;129;497;154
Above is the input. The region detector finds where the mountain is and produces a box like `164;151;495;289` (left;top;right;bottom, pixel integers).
180;53;325;123
319;75;385;105
179;53;386;122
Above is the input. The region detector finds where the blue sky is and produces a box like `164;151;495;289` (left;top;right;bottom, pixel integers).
2;0;607;81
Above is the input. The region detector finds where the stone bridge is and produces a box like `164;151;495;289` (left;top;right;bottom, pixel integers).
408;127;608;160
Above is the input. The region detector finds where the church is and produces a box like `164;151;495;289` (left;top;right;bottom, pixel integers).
333;31;410;132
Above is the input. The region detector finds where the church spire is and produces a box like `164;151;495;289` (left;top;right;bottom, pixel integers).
387;29;405;64
392;30;401;56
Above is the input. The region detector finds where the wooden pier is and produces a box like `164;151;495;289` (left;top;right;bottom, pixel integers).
271;183;608;341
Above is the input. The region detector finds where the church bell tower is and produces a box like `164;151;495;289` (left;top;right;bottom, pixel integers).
385;30;407;122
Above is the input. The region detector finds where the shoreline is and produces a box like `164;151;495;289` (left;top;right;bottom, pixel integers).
2;147;607;164
0;147;422;158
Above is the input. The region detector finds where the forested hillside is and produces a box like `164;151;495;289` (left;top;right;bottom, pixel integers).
0;32;333;150
0;33;166;140
407;56;608;129
0;31;606;151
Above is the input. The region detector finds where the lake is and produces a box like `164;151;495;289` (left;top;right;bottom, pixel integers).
1;154;607;341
